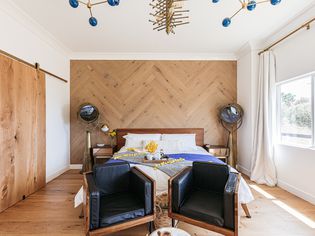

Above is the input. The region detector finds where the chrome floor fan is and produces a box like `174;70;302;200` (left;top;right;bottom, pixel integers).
78;104;109;173
219;104;244;168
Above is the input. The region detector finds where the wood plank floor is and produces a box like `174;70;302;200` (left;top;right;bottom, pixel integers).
0;170;314;236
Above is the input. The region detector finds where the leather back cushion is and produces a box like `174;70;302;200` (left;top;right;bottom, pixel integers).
94;161;130;195
192;162;229;193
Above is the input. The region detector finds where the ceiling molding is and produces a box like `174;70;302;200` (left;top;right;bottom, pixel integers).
236;40;264;59
0;1;71;57
259;2;315;51
236;2;315;60
236;42;252;59
70;52;237;61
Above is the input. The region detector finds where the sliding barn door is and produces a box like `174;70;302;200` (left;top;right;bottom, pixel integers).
0;54;46;213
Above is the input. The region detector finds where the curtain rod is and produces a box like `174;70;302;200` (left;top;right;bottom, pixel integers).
0;49;68;83
258;17;315;55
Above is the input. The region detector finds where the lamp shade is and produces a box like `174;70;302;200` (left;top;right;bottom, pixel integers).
100;124;110;133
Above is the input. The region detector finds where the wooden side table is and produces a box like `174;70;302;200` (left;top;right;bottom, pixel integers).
91;145;114;166
204;144;229;164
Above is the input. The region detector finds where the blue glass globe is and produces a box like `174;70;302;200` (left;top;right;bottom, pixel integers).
69;0;79;8
89;17;98;27
212;0;220;3
108;0;120;6
247;1;257;11
270;0;281;5
222;18;231;27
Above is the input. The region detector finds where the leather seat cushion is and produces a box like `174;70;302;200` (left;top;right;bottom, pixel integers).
99;192;145;227
180;190;224;227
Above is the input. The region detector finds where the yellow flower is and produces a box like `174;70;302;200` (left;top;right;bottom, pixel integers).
145;141;158;154
127;147;137;152
109;130;116;137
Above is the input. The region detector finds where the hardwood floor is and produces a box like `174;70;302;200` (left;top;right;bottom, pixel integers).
0;170;314;236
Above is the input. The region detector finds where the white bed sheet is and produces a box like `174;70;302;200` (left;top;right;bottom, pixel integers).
118;146;254;204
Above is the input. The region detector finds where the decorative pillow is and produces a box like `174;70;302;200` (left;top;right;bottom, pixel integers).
124;137;143;148
125;133;161;140
161;134;198;151
143;140;182;152
123;133;161;148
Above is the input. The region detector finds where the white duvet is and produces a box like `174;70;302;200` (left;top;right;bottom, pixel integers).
118;146;254;204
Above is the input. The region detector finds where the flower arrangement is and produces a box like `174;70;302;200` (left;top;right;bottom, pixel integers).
109;130;116;137
145;141;158;154
108;130;116;147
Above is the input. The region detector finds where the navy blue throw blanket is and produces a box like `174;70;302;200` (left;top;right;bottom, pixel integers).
108;152;224;177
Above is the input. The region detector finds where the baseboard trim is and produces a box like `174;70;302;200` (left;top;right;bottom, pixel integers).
237;164;251;177
278;179;315;205
46;166;69;183
70;164;83;170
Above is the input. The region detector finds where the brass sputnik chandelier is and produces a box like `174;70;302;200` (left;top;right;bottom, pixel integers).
149;0;189;35
212;0;282;27
69;0;120;26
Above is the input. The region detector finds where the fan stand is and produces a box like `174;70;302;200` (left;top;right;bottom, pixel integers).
80;130;92;174
227;131;236;169
221;120;242;169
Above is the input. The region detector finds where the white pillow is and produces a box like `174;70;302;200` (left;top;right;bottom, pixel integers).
125;133;161;140
161;134;197;151
124;138;143;148
123;133;161;148
143;140;182;152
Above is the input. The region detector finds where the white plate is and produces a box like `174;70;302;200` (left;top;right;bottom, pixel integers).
96;143;105;147
150;227;190;236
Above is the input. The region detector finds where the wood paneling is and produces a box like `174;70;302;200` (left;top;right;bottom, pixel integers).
0;54;46;213
70;60;236;164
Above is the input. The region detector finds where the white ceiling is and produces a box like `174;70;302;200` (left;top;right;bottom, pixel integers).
10;0;315;57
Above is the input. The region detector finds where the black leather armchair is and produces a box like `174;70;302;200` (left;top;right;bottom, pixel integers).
169;162;240;236
83;161;155;236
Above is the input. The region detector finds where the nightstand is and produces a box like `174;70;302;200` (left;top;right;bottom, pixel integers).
91;145;114;165
204;144;229;164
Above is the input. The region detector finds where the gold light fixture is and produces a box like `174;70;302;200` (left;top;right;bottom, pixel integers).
149;0;189;35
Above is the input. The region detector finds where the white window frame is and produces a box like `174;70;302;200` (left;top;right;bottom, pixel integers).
276;71;315;149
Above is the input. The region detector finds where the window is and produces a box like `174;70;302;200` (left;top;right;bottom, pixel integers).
277;73;315;147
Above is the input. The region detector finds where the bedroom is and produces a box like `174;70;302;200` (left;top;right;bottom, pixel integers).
0;0;315;235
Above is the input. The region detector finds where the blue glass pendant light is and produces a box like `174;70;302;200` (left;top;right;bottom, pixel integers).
89;17;98;26
69;0;120;27
108;0;120;6
247;1;257;11
271;0;281;5
212;0;282;27
222;18;231;27
69;0;79;8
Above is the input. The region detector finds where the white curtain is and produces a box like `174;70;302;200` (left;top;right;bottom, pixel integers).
250;51;277;187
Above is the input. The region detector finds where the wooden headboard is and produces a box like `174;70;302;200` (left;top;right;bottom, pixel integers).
116;128;204;149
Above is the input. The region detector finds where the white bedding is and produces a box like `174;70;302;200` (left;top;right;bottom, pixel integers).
118;146;254;204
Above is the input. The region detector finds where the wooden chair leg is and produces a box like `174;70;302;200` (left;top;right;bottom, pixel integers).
171;219;175;227
241;204;251;218
148;221;154;234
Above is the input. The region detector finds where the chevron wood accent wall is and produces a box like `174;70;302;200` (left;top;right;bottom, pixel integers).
70;60;236;164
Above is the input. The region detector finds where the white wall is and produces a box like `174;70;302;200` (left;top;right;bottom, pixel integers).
237;6;315;204
46;76;70;182
237;49;253;176
0;2;70;182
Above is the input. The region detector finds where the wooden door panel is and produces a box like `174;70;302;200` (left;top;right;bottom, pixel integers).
0;54;46;213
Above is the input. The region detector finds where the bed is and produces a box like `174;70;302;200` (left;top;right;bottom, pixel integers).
114;128;254;207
